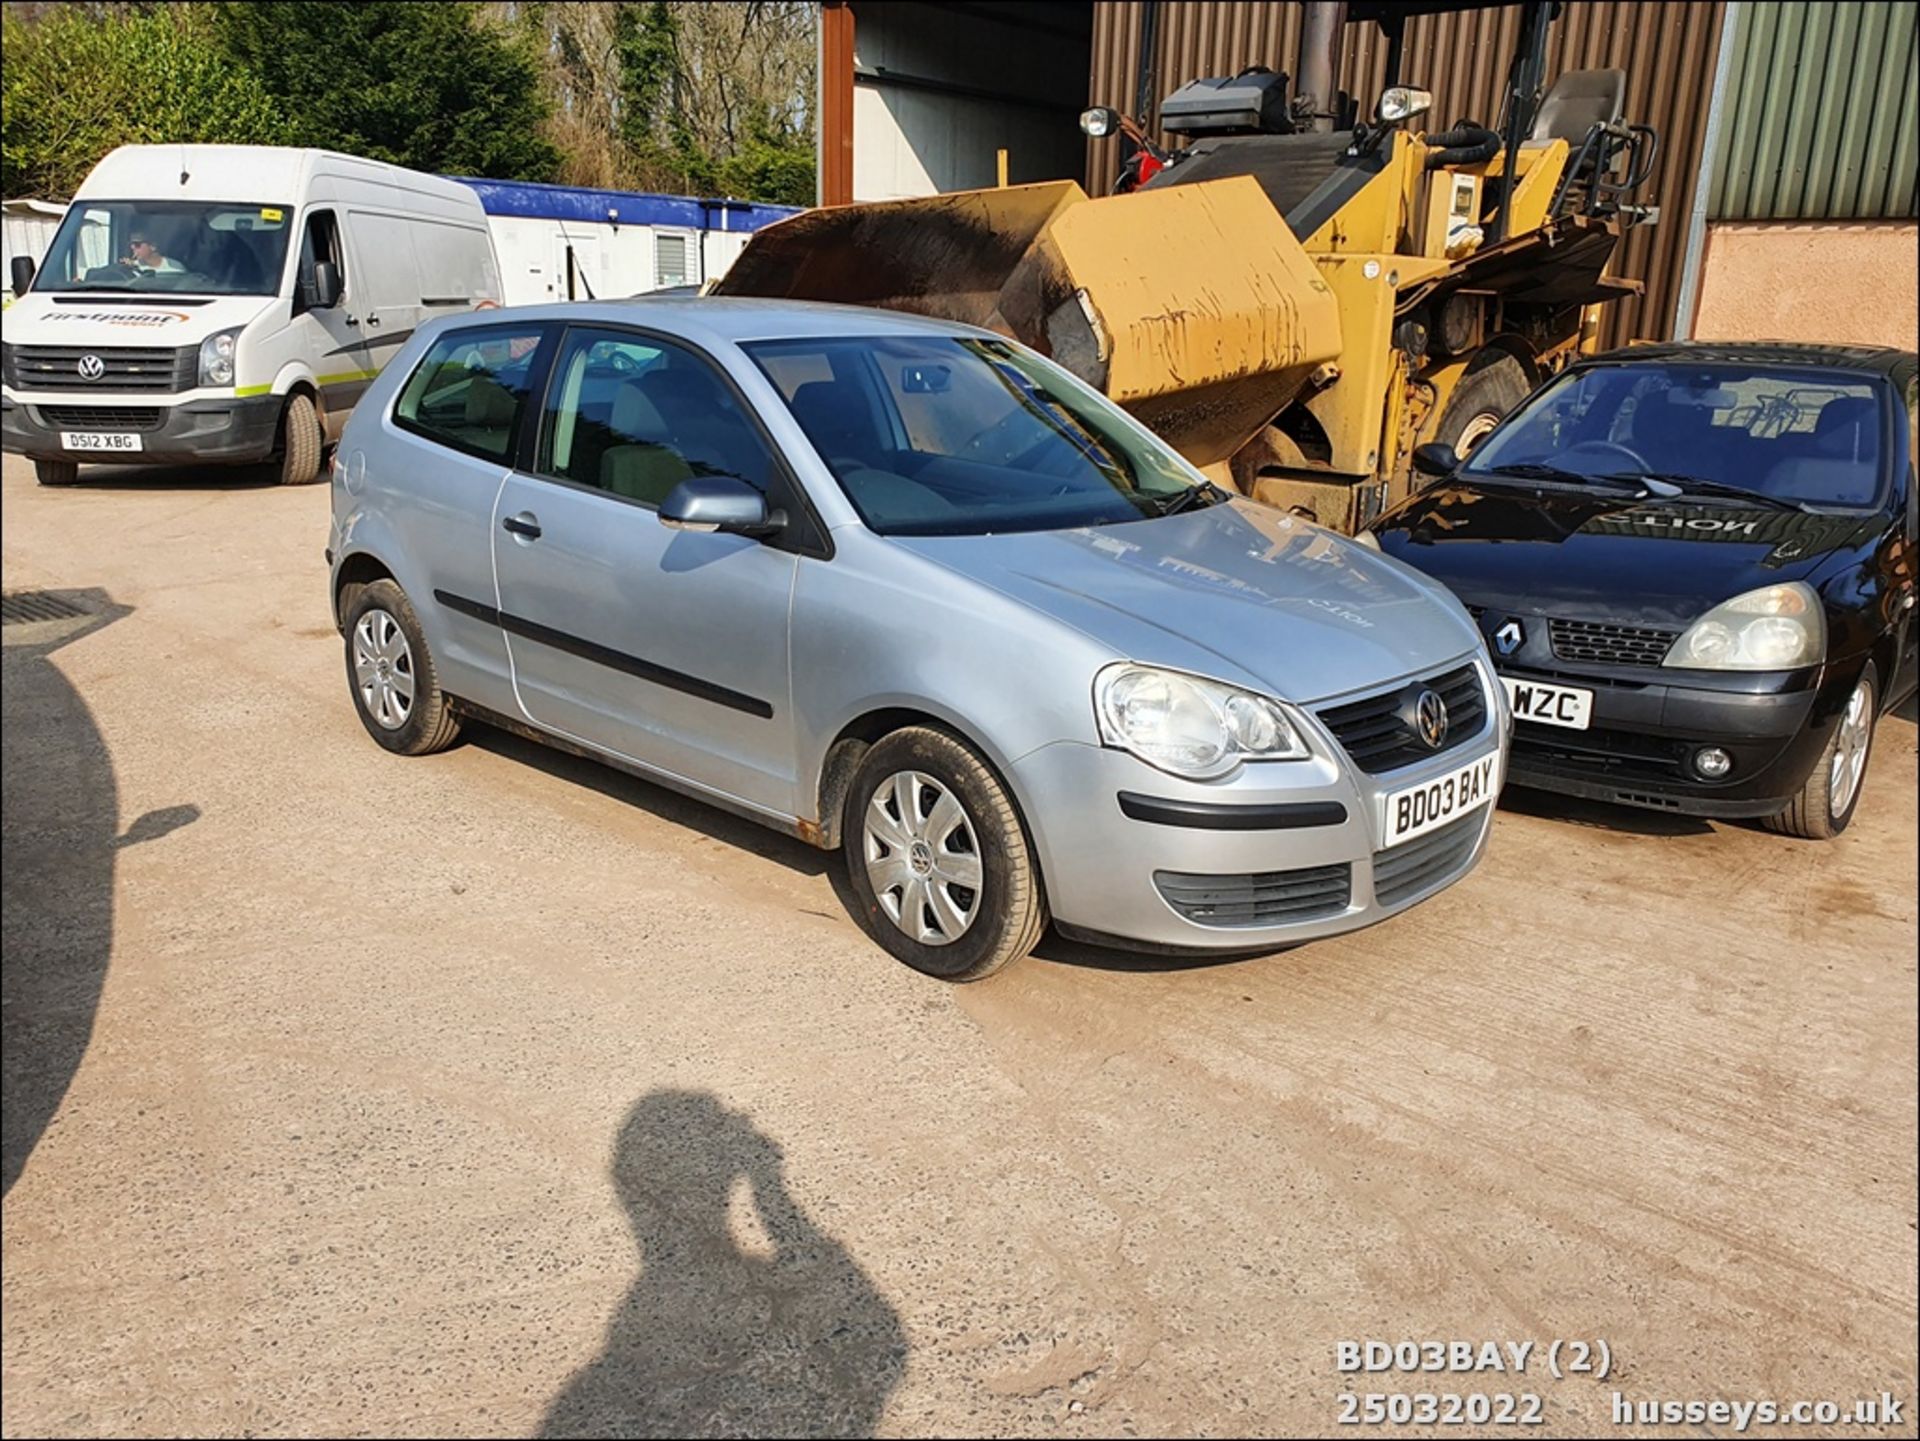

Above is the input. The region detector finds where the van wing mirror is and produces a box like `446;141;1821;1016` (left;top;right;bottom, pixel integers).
10;255;35;296
312;261;342;310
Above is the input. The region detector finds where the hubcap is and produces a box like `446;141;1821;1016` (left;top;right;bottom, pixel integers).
352;608;416;730
1827;678;1873;816
863;770;981;946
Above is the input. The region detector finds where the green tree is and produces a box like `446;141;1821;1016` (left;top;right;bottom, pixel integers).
213;1;559;181
2;4;289;198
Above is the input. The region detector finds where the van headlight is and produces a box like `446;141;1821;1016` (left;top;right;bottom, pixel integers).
1094;662;1308;777
1663;582;1826;671
198;328;240;387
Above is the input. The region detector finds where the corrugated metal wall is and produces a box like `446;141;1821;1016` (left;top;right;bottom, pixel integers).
1709;1;1919;220
1086;2;1728;348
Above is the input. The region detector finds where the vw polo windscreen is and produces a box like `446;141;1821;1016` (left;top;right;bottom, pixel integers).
747;335;1224;536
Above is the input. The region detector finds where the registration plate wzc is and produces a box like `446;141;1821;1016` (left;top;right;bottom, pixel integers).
1381;751;1499;849
61;432;142;453
1501;676;1593;731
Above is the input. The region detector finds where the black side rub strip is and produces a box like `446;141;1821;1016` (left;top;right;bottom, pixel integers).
1117;793;1349;830
433;590;773;719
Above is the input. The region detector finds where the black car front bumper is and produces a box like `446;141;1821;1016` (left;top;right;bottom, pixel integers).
2;394;283;465
1494;658;1856;818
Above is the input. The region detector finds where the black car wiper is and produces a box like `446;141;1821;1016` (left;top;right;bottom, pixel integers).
1473;463;1649;495
1601;473;1809;511
1151;481;1229;516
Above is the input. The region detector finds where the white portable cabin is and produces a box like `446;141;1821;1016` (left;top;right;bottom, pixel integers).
451;178;800;305
3;199;70;303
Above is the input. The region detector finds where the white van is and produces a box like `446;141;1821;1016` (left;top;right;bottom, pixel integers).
2;145;502;486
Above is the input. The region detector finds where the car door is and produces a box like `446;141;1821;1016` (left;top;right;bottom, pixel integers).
489;323;803;818
1894;373;1919;702
382;319;555;707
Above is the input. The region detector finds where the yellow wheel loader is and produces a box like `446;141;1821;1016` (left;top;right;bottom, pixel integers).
714;0;1660;533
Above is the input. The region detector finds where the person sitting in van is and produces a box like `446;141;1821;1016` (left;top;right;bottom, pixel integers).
123;232;184;274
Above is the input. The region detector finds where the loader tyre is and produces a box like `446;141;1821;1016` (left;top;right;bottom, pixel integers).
1434;352;1532;458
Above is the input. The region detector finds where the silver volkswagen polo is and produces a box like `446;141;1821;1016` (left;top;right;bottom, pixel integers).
329;299;1508;979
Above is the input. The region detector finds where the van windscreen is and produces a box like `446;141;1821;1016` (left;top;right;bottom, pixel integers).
33;200;294;296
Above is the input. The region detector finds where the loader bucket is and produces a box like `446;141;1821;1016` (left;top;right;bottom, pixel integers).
714;178;1343;468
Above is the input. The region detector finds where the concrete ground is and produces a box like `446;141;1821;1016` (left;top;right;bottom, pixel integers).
1;451;1914;1439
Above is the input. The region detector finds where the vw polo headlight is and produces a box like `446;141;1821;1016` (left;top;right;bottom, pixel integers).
1663;582;1826;671
1094;662;1308;778
198;328;241;387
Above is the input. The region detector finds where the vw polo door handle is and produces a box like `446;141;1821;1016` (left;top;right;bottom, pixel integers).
502;512;542;540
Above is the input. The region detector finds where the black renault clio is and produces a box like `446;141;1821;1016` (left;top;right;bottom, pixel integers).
1368;342;1917;838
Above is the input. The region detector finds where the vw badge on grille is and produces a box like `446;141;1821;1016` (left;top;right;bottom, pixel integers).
1415;688;1449;749
1493;619;1524;656
76;353;106;381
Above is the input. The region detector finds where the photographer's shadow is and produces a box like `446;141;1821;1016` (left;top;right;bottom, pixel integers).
541;1091;906;1439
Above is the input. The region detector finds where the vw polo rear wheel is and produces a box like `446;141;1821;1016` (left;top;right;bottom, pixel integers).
343;579;461;756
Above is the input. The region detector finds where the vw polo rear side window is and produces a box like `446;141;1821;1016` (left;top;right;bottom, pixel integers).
393;325;548;463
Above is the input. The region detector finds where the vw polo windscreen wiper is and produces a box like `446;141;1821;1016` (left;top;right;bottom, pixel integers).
1602;473;1809;511
1151;481;1229;517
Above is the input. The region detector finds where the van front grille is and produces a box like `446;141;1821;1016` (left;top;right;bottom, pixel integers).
35;405;165;432
9;344;196;392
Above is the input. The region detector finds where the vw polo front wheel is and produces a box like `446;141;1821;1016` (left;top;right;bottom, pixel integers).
843;727;1046;981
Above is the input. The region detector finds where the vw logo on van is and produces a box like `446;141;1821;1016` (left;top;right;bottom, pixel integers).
1415;689;1450;749
76;354;106;381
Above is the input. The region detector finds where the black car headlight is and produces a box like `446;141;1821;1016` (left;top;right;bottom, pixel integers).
1663;582;1826;671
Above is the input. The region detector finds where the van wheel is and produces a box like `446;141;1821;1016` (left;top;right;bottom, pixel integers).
35;459;79;486
343;579;462;756
843;727;1046;981
1434;352;1532;457
278;393;323;485
1764;667;1876;840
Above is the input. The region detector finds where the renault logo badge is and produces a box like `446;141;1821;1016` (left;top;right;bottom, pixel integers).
1493;619;1524;656
76;353;106;381
1414;688;1450;749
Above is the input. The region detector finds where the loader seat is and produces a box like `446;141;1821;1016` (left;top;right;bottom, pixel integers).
1530;68;1625;146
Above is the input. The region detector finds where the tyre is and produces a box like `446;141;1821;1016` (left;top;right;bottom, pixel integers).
343;578;462;756
1433;351;1532;458
34;458;79;487
1764;666;1876;840
278;392;323;486
843;726;1046;981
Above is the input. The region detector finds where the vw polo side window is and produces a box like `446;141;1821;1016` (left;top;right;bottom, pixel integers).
392;326;547;462
535;327;777;507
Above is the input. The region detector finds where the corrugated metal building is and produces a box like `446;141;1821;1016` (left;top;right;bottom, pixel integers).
819;2;1917;349
1689;1;1917;348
